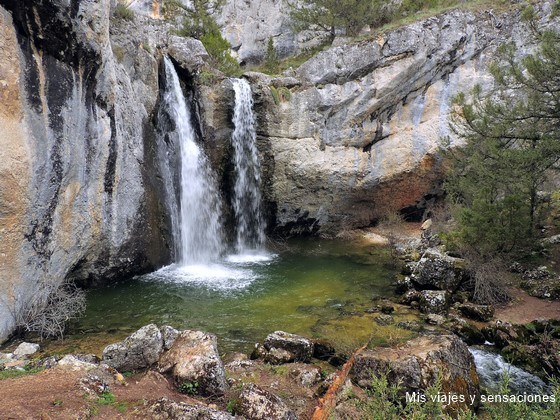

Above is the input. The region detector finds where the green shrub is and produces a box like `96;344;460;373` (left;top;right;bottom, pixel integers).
179;381;199;395
114;4;135;21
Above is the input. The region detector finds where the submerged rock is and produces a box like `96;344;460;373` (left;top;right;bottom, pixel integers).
236;383;297;420
158;330;228;397
102;324;163;372
375;314;395;326
352;335;480;410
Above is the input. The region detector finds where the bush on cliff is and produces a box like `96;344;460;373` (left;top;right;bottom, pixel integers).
173;0;240;76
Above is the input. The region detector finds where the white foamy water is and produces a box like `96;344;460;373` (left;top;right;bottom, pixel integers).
470;347;548;394
231;78;266;252
145;263;257;291
225;252;276;264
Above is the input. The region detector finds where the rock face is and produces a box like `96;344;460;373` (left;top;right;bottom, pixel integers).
236;3;560;235
411;250;468;292
0;0;208;342
158;330;228;397
102;324;164;371
217;0;324;65
352;335;480;409
236;383;298;420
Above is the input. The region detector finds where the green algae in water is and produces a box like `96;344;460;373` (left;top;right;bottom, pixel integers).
59;239;403;355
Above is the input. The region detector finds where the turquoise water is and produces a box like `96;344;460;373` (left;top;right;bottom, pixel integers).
57;239;407;355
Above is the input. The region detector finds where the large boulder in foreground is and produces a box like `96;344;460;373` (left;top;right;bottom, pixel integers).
236;384;297;420
351;335;480;410
411;249;468;292
102;324;163;372
158;330;228;397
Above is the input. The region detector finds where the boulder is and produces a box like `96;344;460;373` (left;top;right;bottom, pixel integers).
13;342;39;359
419;290;448;314
58;355;98;371
264;347;296;365
352;335;480;410
261;331;314;363
400;289;422;305
288;364;322;387
410;249;467;291
160;325;179;351
236;384;297;420
158;330;228;397
457;303;494;322
150;398;235;420
425;314;446;325
102;324;163;372
167;35;209;72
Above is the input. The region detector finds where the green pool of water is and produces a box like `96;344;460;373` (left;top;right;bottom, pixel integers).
52;239;412;356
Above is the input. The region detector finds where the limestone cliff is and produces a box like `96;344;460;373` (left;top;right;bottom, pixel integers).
239;3;558;235
0;0;206;342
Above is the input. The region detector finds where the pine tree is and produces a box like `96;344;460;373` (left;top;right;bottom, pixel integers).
446;8;560;257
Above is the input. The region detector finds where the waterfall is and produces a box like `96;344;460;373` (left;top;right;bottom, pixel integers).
231;78;265;252
160;57;223;264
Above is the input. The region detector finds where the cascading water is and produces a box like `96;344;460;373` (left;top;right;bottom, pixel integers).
148;63;272;289
230;78;266;253
160;57;223;264
470;347;548;394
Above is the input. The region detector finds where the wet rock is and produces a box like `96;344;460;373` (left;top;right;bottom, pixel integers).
457;303;494;322
410;249;468;292
419;290;448;314
451;321;486;345
150;397;235;420
158;330;228;397
263;331;314;363
425;314;446;325
236;383;297;420
375;314;395;326
482;322;528;349
13;342;39;359
102;324;163;372
160;325;179;351
352;335;480;410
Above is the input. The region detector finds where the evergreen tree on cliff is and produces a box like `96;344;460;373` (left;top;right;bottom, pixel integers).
446;6;560;258
288;0;389;41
